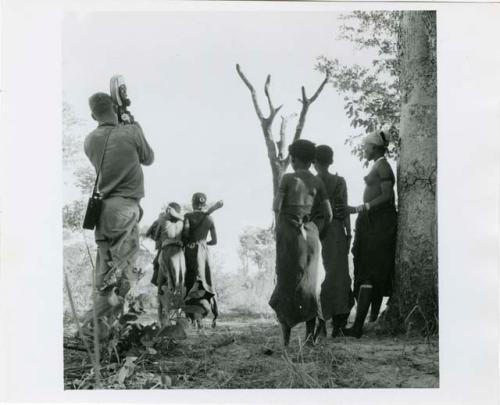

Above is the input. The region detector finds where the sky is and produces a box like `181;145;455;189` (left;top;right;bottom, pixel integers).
62;11;388;272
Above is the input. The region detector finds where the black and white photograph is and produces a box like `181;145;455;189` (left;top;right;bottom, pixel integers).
0;0;499;403
62;9;438;389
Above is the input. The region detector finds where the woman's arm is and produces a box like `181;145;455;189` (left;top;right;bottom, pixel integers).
366;180;394;209
154;214;166;241
348;162;394;214
207;222;217;246
323;200;333;224
317;177;333;224
341;179;352;238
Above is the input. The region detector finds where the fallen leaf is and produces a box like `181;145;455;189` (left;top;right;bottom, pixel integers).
116;356;138;385
160;374;172;388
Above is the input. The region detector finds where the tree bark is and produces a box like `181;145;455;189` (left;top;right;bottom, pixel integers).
386;11;438;335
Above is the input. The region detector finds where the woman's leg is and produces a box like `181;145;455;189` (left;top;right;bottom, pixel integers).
369;293;383;322
305;318;316;345
331;313;350;337
343;284;372;338
314;318;327;341
280;322;291;347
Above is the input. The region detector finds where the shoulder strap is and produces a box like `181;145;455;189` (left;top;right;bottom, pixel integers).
92;127;113;195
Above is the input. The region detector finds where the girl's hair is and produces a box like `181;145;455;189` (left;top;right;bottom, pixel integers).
379;131;389;147
288;139;316;164
315;145;334;165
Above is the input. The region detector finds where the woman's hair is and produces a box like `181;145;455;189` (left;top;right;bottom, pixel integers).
191;192;207;208
376;131;389;153
288;139;316;164
167;202;181;212
380;131;389;147
315;145;334;165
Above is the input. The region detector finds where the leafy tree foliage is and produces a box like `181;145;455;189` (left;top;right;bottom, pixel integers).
238;226;275;276
203;226;277;314
316;11;403;161
63;199;87;232
63;101;94;230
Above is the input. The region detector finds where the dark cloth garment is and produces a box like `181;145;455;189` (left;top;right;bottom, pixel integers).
84;122;154;200
269;212;322;328
353;158;397;297
332;313;350;329
352;204;397;298
315;173;355;320
184;242;214;296
183;213;217;319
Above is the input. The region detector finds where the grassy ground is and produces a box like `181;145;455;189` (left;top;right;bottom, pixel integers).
64;311;438;389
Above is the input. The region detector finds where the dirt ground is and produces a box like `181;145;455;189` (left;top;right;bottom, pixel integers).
64;312;439;389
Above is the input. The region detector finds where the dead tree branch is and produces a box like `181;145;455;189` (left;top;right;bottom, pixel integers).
293;73;330;144
264;75;283;124
236;64;265;122
236;64;279;160
237;64;329;200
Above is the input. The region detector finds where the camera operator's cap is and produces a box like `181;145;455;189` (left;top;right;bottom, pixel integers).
192;192;207;207
363;130;389;147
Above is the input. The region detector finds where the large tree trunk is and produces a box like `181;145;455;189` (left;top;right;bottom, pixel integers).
386;11;438;334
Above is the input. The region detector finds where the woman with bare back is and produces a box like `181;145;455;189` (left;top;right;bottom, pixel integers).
183;193;219;329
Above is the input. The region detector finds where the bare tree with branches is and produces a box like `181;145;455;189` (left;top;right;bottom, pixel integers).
236;64;329;200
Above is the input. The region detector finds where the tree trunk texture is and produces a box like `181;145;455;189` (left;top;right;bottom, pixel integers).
386;11;438;335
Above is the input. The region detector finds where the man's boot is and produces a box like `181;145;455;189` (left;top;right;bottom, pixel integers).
369;294;383;322
342;285;372;338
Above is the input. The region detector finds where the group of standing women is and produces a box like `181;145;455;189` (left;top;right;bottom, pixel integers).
269;130;397;346
148;193;218;328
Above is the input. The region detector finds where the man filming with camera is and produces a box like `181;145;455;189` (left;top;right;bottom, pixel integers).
82;91;154;339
